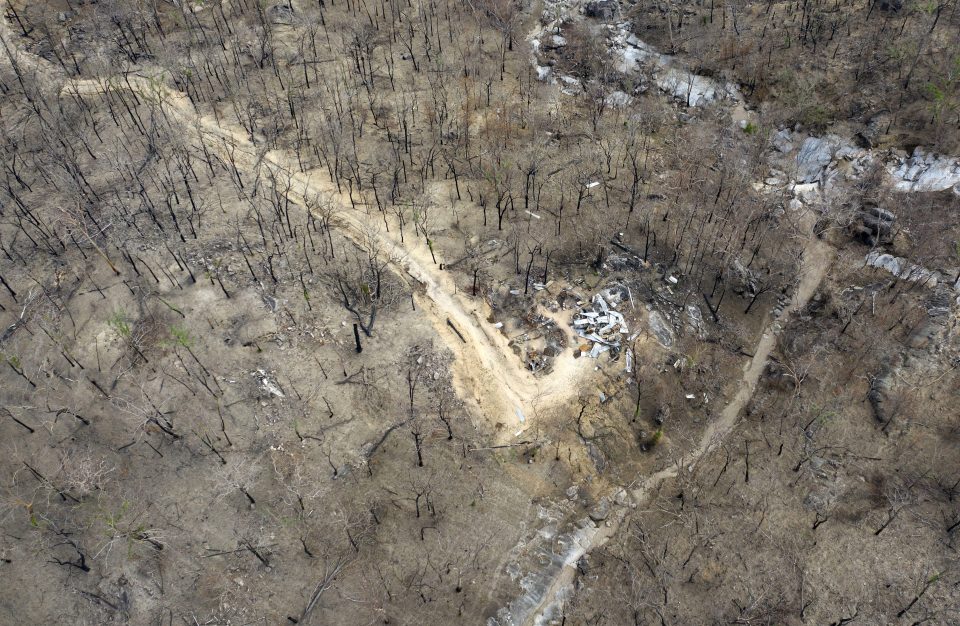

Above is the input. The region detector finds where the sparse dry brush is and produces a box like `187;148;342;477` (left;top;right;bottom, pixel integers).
0;0;957;624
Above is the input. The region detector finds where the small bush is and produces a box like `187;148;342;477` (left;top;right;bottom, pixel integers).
108;310;131;339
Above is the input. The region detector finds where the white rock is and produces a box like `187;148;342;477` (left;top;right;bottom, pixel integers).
795;136;843;183
604;90;632;108
889;150;960;192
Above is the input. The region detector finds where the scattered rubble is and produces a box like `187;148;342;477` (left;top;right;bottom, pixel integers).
759;130;960;298
256;369;285;398
771;130;960;198
572;286;630;358
488;510;600;626
530;2;740;108
507;311;567;373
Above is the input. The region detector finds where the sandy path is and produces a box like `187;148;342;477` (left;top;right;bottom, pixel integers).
86;76;590;437
0;12;590;440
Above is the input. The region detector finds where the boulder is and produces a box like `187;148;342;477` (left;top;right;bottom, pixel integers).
764;360;797;390
267;2;296;24
889;149;960;192
771;129;794;153
867;368;893;422
796;136;840;183
866;206;896;223
861;213;893;238
604;90;633;108
237;316;278;346
647;310;674;347
851;224;879;247
907;322;939;349
728;258;759;295
927;289;953;317
585;0;618;19
589;497;610;522
654;404;670;425
866;252;903;276
544;34;567;49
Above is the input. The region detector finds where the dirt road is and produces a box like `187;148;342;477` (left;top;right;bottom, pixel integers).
0;12;590;441
1;8;836;623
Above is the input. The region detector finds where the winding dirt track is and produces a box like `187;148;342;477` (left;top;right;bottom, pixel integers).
1;9;834;622
0;9;590;440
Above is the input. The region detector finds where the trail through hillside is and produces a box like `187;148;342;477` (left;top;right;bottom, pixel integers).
83;76;591;437
1;9;838;621
0;10;834;606
0;10;589;439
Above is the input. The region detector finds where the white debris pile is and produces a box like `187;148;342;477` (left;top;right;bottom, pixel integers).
256;369;285;398
572;287;630;358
